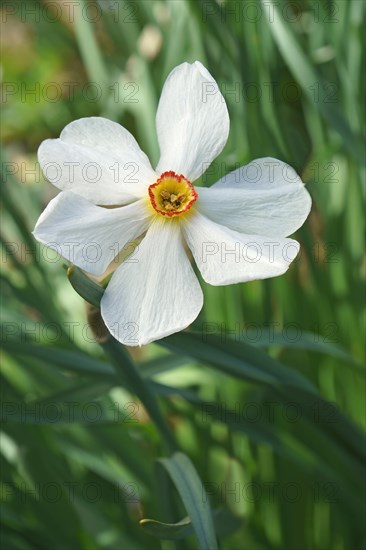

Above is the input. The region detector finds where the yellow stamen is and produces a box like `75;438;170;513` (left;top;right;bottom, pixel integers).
148;171;198;217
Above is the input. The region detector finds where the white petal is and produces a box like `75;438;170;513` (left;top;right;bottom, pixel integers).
38;117;157;205
101;218;203;346
155;61;229;182
197;186;311;238
182;212;300;286
213;157;304;189
198;158;311;237
33;192;152;276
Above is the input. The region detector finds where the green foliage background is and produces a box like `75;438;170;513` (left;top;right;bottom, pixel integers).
1;1;365;549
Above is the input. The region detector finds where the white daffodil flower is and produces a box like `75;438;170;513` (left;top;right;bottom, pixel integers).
34;61;311;346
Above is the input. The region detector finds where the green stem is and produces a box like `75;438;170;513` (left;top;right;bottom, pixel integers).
67;267;177;453
101;338;177;454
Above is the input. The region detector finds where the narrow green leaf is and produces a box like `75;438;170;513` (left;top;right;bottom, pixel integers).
140;354;193;377
160;332;318;395
140;517;192;540
157;452;218;550
73;0;109;101
66;266;104;308
1;340;115;378
261;0;363;162
246;330;363;372
140;507;241;540
101;339;177;453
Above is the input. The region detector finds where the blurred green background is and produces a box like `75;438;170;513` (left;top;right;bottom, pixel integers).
1;1;365;549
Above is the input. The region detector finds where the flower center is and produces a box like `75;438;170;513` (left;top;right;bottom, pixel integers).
148;171;197;217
